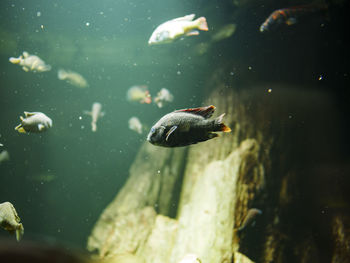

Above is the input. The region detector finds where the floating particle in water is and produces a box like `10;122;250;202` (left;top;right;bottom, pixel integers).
37;11;41;17
268;88;272;93
230;72;234;76
86;22;90;26
318;75;323;80
157;170;161;174
177;71;181;75
79;116;82;120
40;25;44;29
248;66;252;70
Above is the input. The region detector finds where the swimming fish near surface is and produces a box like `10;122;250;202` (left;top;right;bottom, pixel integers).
259;4;328;32
154;88;174;108
237;208;262;232
84;102;104;132
0;202;24;241
15;112;53;134
126;85;152;104
148;14;208;45
58;69;89;88
128;117;143;134
147;105;231;147
9;51;51;73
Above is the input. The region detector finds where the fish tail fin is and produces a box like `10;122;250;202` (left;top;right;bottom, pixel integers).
196;17;208;31
15;124;26;133
214;113;231;132
92;122;97;132
16;224;24;242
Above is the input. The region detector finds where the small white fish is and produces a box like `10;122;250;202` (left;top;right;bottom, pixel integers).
128;117;143;134
148;14;208;45
15;112;52;134
154;88;174;108
84;102;104;132
58;69;89;88
126;85;152;104
9;51;51;72
0;150;10;164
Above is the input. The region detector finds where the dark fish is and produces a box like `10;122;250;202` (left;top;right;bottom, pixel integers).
259;4;328;32
237;208;262;232
147;105;231;147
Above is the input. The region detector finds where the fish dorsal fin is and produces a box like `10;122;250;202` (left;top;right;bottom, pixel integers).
174;105;216;119
24;111;36;117
170;14;195;22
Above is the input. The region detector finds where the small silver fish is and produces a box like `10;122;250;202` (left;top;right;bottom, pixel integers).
0;202;24;241
58;69;89;88
0;150;10;164
9;51;51;72
126;85;152;104
84;102;104;132
237;208;262;231
148;14;208;45
154;88;174;108
128;117;143;134
147;105;231;147
15;112;53;134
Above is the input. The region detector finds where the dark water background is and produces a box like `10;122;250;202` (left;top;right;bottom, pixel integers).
0;0;349;251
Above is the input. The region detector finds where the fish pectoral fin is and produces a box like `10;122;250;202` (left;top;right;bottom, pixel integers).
186;30;200;36
38;124;45;131
165;126;177;141
15;125;26;133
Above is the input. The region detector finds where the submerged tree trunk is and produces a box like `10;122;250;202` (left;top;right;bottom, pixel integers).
87;68;349;263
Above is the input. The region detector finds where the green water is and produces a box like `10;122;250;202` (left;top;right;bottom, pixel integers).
0;0;349;253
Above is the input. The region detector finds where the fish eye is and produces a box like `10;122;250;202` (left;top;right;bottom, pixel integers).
151;127;156;133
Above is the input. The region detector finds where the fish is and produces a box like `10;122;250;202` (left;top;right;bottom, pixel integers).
128;117;143;134
259;4;328;32
148;14;208;45
211;23;236;42
147;105;231;147
0;202;24;241
84;102;104;132
26;173;56;183
126;85;152;104
154;88;174;108
15;112;52;134
0;150;10;164
58;69;89;88
9;51;51;72
237;208;262;232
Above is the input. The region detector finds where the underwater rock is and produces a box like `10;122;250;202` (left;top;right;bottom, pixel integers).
234;252;254;263
136;215;178;263
170;139;260;263
87;143;187;258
